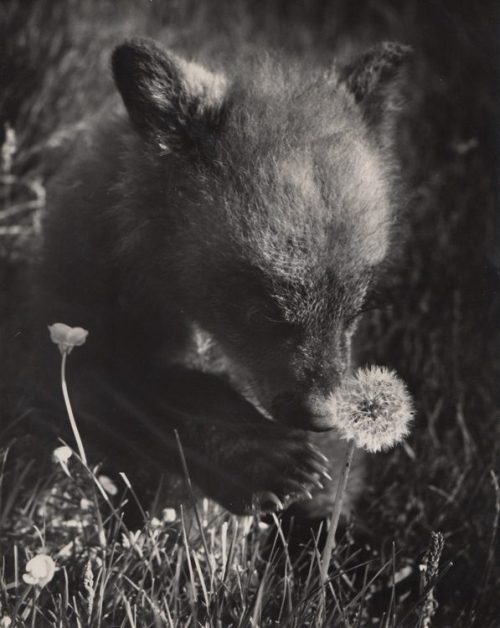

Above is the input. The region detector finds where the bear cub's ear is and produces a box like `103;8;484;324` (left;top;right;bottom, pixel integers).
341;41;413;136
112;39;227;151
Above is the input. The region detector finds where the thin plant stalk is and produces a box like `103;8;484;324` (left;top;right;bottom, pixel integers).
320;438;356;583
61;351;108;547
174;430;214;582
60;351;87;465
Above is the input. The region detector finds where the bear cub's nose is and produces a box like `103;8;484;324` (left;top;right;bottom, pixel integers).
271;392;337;432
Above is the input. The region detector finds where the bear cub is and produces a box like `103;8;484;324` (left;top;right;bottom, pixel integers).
30;39;410;518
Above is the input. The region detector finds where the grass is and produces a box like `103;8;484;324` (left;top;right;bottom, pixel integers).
0;438;461;627
0;0;499;625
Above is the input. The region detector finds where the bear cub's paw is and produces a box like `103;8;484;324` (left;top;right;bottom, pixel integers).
204;422;331;516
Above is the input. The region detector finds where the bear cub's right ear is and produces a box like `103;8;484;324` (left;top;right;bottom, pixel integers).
112;39;227;152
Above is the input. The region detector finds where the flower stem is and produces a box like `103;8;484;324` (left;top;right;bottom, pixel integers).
60;351;87;465
320;438;356;583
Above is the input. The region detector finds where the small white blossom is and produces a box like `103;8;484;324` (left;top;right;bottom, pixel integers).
0;617;12;628
334;366;414;453
22;554;56;587
52;446;73;465
162;508;177;522
48;323;88;355
98;475;118;496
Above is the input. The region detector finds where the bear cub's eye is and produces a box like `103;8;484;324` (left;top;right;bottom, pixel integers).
244;299;281;328
240;298;299;340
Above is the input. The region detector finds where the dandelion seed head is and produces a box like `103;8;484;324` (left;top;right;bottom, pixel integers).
22;554;56;587
333;365;414;452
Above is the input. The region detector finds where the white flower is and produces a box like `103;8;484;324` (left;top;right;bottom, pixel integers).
22;554;56;587
334;366;414;453
162;508;177;522
52;446;73;465
48;323;88;355
98;475;118;496
0;616;12;628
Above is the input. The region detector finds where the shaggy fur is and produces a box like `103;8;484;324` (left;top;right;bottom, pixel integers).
28;39;410;516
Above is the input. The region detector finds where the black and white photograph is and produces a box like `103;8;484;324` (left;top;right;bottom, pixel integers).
0;1;498;625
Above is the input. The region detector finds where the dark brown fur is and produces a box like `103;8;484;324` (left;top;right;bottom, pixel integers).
27;39;410;516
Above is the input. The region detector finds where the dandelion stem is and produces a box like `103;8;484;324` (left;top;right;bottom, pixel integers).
320;438;356;584
60;351;87;465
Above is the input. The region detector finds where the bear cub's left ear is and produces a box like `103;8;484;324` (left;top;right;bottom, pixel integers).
341;41;413;136
112;39;227;152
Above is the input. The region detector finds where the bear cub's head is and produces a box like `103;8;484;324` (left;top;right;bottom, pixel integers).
112;39;411;431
